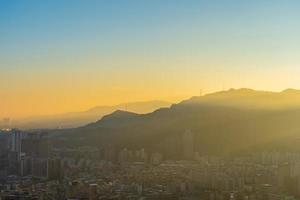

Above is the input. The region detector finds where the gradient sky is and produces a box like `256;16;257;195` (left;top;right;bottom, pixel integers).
1;0;300;119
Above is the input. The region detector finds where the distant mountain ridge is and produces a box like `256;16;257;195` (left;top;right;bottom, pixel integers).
181;88;300;109
11;100;171;129
51;88;300;158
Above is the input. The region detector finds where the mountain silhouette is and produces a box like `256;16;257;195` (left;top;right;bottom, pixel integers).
51;88;300;158
10;100;171;129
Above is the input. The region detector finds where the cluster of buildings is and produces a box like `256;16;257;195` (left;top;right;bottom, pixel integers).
1;129;300;199
18;146;300;199
0;129;63;180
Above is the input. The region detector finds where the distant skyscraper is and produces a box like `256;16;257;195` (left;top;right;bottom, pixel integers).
10;129;23;154
0;133;9;153
182;130;194;160
9;129;29;158
21;132;50;158
104;144;116;162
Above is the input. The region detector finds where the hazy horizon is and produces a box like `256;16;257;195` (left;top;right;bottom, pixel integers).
2;87;300;121
3;87;300;129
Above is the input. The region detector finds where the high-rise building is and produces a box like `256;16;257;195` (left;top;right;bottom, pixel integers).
0;133;9;153
9;129;28;162
20;154;32;177
182;130;194;160
31;158;48;178
118;148;129;163
10;129;22;153
21;132;50;158
47;158;64;180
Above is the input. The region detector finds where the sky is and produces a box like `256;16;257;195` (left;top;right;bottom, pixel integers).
1;0;300;119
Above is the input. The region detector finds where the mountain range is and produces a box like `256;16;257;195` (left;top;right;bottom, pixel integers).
10;100;171;129
50;88;300;158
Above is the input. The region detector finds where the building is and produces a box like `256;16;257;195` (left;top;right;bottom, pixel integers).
182;130;194;160
21;132;50;158
47;158;64;180
10;129;23;155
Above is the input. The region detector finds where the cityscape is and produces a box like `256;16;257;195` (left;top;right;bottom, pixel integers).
1;127;300;199
2;0;300;199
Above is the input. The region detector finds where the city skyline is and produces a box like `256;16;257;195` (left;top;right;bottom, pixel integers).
1;0;300;119
2;1;300;199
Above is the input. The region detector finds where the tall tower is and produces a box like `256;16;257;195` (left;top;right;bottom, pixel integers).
182;129;194;160
10;129;22;153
